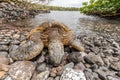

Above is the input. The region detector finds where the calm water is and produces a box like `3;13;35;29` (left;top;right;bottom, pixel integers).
26;11;120;35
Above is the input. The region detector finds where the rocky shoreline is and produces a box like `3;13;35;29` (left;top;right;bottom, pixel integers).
0;1;50;23
0;23;120;80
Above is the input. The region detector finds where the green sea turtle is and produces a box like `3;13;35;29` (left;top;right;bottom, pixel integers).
9;21;84;65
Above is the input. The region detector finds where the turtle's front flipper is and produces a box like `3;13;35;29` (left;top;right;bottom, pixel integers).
70;39;84;52
9;33;44;60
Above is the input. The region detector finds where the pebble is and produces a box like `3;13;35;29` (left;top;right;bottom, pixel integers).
36;63;46;72
110;62;120;71
84;53;104;66
0;45;9;51
0;54;10;65
64;62;74;69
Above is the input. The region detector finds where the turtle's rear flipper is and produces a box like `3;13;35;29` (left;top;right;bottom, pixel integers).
70;39;84;52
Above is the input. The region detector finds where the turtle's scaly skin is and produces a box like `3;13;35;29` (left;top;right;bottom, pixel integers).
9;21;84;65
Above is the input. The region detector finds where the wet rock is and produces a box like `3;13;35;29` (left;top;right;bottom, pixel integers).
110;62;120;71
37;63;46;72
9;61;36;80
31;71;50;80
60;68;86;80
0;45;9;51
64;62;74;69
84;53;104;66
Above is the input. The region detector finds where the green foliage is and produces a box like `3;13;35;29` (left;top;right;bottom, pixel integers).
80;0;120;17
26;3;80;11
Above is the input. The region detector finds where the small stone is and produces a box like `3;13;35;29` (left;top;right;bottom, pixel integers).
74;62;85;71
0;51;8;57
107;76;120;80
84;69;99;80
12;34;20;40
47;77;54;80
0;54;10;65
95;67;114;80
110;62;120;71
0;64;9;72
60;68;86;80
0;45;8;51
0;41;10;45
9;61;36;80
103;49;114;56
84;53;104;66
10;40;20;45
64;62;74;69
37;63;46;72
67;52;83;64
112;41;120;48
4;76;13;80
55;76;60;80
56;66;63;76
0;71;7;79
32;71;50;80
116;72;120;77
37;55;45;64
50;68;57;77
90;47;99;54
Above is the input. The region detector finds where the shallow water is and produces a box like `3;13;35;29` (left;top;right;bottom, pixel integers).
25;11;120;36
